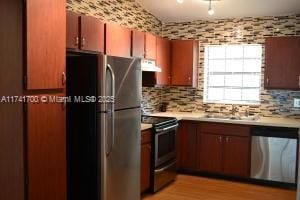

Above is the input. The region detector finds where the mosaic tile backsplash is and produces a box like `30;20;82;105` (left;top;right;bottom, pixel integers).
67;0;300;118
143;14;300;118
67;0;162;35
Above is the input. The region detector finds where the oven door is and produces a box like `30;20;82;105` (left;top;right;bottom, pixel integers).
154;124;178;167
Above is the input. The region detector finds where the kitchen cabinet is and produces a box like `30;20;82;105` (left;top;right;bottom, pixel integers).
171;40;198;87
145;33;157;60
80;15;105;52
265;37;300;90
26;0;66;90
198;122;251;177
177;121;198;170
141;129;152;193
156;37;171;85
27;94;66;200
66;11;79;49
177;121;251;178
1;2;67;200
105;23;132;58
198;133;223;173
66;11;105;52
132;30;145;58
223;136;250;178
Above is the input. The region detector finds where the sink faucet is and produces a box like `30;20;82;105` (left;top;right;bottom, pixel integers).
231;105;239;116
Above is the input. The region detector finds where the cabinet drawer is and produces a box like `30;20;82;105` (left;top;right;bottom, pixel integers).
141;129;152;144
200;122;250;137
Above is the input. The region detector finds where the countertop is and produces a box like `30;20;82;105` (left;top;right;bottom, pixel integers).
141;123;152;131
150;112;300;129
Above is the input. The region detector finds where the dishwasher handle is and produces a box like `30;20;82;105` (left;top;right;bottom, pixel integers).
251;126;298;139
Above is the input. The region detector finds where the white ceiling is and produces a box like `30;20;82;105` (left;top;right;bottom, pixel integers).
136;0;300;22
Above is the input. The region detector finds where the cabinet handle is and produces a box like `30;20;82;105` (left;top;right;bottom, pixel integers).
226;137;230;143
75;36;79;46
62;72;66;86
81;37;86;47
298;75;300;88
218;136;222;142
266;77;269;86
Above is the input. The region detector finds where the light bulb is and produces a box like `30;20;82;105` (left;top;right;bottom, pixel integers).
208;8;214;15
177;0;184;3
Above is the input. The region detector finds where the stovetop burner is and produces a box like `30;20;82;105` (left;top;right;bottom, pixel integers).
142;115;177;127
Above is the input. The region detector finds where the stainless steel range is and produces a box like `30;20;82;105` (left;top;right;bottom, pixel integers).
142;116;178;192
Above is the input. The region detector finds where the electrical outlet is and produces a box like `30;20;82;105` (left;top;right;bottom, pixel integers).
294;99;300;108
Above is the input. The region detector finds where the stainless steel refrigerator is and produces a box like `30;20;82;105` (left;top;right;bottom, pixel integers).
67;53;141;200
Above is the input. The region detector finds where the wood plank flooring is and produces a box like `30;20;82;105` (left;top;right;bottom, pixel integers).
143;175;296;200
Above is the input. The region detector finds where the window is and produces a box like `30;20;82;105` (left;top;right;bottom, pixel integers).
203;44;262;105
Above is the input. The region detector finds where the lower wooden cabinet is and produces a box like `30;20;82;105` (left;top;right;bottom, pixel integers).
27;94;66;200
198;133;223;174
177;121;198;170
177;121;251;178
223;136;250;178
141;129;152;193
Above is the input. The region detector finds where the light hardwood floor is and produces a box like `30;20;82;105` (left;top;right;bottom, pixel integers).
143;175;296;200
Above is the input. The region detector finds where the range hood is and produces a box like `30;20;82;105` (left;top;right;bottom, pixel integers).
141;59;161;72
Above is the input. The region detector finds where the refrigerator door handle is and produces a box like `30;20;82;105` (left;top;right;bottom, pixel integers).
106;64;115;156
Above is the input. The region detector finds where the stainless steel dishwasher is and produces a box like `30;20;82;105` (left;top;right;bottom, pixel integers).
251;126;298;185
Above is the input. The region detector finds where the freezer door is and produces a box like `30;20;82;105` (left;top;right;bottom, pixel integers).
106;56;141;110
251;136;297;184
100;108;141;200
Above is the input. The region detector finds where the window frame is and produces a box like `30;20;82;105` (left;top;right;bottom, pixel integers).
203;44;262;105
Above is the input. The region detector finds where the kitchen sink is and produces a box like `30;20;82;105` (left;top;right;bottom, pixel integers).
203;114;259;121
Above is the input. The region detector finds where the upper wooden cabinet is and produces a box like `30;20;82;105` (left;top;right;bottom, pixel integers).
265;37;300;90
27;94;66;200
66;11;79;49
132;30;145;58
80;15;105;52
171;40;198;87
145;33;157;60
66;11;105;52
26;0;66;90
105;23;132;58
156;37;171;85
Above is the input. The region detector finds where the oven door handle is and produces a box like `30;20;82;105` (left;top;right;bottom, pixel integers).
156;124;178;132
155;161;176;173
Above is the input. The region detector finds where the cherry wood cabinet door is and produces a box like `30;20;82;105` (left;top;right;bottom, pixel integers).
66;11;79;50
141;143;151;193
145;33;157;60
171;40;198;87
27;94;66;200
156;37;171;86
132;30;145;58
265;37;300;90
198;133;223;174
177;121;198;170
80;15;104;52
26;0;66;90
105;23;131;58
223;136;250;178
